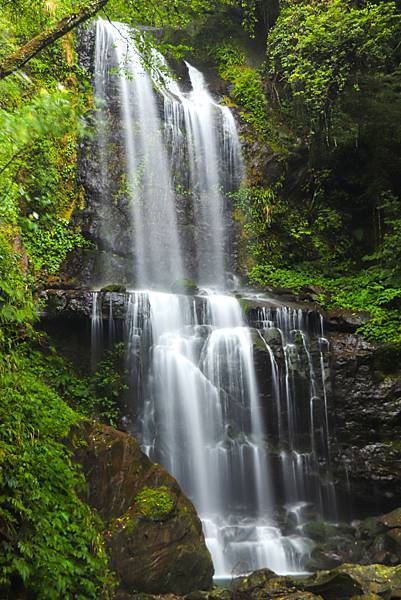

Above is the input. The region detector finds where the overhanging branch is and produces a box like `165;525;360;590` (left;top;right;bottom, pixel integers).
0;0;110;80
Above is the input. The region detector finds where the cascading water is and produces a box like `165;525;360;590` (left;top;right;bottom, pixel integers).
162;65;243;286
124;291;319;578
94;18;243;288
91;18;340;580
95;20;184;288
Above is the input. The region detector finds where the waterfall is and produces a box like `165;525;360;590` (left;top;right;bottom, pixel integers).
91;18;339;580
95;20;184;288
94;18;243;288
123;291;315;578
91;291;103;371
162;64;244;286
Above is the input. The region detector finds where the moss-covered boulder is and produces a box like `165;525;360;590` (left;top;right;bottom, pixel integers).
75;421;213;595
233;564;401;599
233;569;323;599
378;507;401;529
300;563;401;599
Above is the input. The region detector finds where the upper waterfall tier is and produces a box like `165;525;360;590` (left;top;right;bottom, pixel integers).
93;18;243;289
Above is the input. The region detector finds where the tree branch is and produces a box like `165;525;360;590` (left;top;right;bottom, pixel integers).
0;0;110;80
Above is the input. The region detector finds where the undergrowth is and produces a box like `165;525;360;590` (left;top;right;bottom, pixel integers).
250;263;401;346
0;350;114;599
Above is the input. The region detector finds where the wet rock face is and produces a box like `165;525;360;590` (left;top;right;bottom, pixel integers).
304;506;401;571
40;289;127;320
74;422;213;595
328;332;401;508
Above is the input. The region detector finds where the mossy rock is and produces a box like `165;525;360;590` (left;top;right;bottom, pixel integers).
134;486;175;521
350;595;382;600
74;421;213;596
171;278;199;295
234;569;322;599
378;507;401;529
186;588;233;599
235;564;401;599
301;563;401;599
100;283;127;293
302;521;340;542
358;516;387;539
387;528;401;548
250;328;269;351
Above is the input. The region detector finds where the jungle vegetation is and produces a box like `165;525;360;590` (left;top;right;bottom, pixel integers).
1;0;401;596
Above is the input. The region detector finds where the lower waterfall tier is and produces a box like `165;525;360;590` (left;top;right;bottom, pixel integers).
90;288;341;577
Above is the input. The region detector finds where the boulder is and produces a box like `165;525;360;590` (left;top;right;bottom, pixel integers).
378;507;401;529
234;564;401;599
301;563;401;599
305;505;401;570
233;569;322;599
74;421;213;595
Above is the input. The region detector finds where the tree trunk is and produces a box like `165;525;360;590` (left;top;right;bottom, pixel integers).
0;0;110;80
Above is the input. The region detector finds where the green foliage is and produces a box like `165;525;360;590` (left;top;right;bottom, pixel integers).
106;0;234;30
134;486;175;521
233;183;350;267
0;351;113;598
0;88;77;223
23;218;88;275
363;191;401;285
0;230;35;347
26;342;127;426
90;343;128;425
0;8;92;347
250;263;401;346
215;42;270;139
266;0;400;140
226;1;401;349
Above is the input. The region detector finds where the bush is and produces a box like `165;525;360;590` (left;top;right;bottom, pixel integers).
0;352;113;598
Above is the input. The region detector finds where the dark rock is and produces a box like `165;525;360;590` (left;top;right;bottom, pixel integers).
74;421;213;595
323;308;370;333
234;564;401;599
300;563;401;599
298;284;324;302
40;289;127;320
328;331;401;507
233;569;322;599
101;283;127;293
306;505;401;569
171;279;199;295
